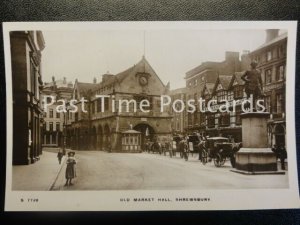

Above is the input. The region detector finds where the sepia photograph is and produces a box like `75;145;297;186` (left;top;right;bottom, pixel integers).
3;21;299;211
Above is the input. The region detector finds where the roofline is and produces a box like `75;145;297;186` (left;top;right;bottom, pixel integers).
250;33;287;55
185;69;214;81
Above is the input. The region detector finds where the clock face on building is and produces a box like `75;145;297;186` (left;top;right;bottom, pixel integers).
139;76;148;86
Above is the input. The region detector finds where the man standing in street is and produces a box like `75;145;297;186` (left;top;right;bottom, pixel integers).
57;150;63;165
198;140;206;162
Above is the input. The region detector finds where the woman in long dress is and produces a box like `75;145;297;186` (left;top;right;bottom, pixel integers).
65;151;76;186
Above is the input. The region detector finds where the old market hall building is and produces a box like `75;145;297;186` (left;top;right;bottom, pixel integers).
66;57;173;151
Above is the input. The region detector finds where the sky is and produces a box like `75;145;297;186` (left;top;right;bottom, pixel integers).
41;29;283;89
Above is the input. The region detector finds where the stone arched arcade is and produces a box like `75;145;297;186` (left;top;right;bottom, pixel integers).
67;116;172;151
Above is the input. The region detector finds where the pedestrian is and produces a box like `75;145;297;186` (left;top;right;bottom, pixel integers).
278;144;287;170
198;140;206;162
57;150;63;165
65;151;77;186
179;138;188;161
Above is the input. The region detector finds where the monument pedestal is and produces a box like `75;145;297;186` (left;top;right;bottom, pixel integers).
232;112;284;175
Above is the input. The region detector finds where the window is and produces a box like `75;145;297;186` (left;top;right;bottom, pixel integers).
104;97;109;111
43;123;46;131
49;109;53;118
228;91;234;101
276;65;285;81
267;51;272;61
221;91;227;101
75;90;78;99
91;101;95;114
234;86;243;99
204;94;210;106
200;113;206;125
276;93;284;114
212;95;217;104
56;111;60;118
194;111;199;125
255;55;261;64
265;69;272;84
219;113;230;126
278;45;285;58
30;60;35;95
188;113;192;126
49;122;53;131
46;97;52;103
176;120;180;131
207;114;215;128
235;107;241;125
174;101;182;111
75;112;78;121
217;91;222;102
97;98;102;112
265;95;271;112
56;122;60;131
134;95;152;111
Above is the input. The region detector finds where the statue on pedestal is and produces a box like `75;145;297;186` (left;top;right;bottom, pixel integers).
241;61;264;110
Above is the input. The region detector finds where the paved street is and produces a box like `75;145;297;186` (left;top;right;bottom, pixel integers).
12;150;66;190
51;151;289;190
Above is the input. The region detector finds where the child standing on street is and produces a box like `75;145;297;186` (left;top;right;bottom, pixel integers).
65;151;76;186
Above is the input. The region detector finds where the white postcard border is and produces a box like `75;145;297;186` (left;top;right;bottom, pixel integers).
3;21;300;211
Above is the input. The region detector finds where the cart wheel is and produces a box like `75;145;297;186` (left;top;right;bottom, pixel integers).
214;153;225;167
220;157;226;166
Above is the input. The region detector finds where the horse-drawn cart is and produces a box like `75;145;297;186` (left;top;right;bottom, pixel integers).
202;137;241;167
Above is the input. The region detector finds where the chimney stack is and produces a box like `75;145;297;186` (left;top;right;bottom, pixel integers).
102;71;114;82
93;77;97;84
241;50;251;70
265;29;279;43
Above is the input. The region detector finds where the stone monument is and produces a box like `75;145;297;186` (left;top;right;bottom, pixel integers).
232;62;284;175
233;112;283;174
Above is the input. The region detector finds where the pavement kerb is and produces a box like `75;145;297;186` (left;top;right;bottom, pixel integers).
48;155;67;191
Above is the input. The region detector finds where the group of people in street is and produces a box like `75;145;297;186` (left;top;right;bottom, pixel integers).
145;134;287;171
145;134;209;162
